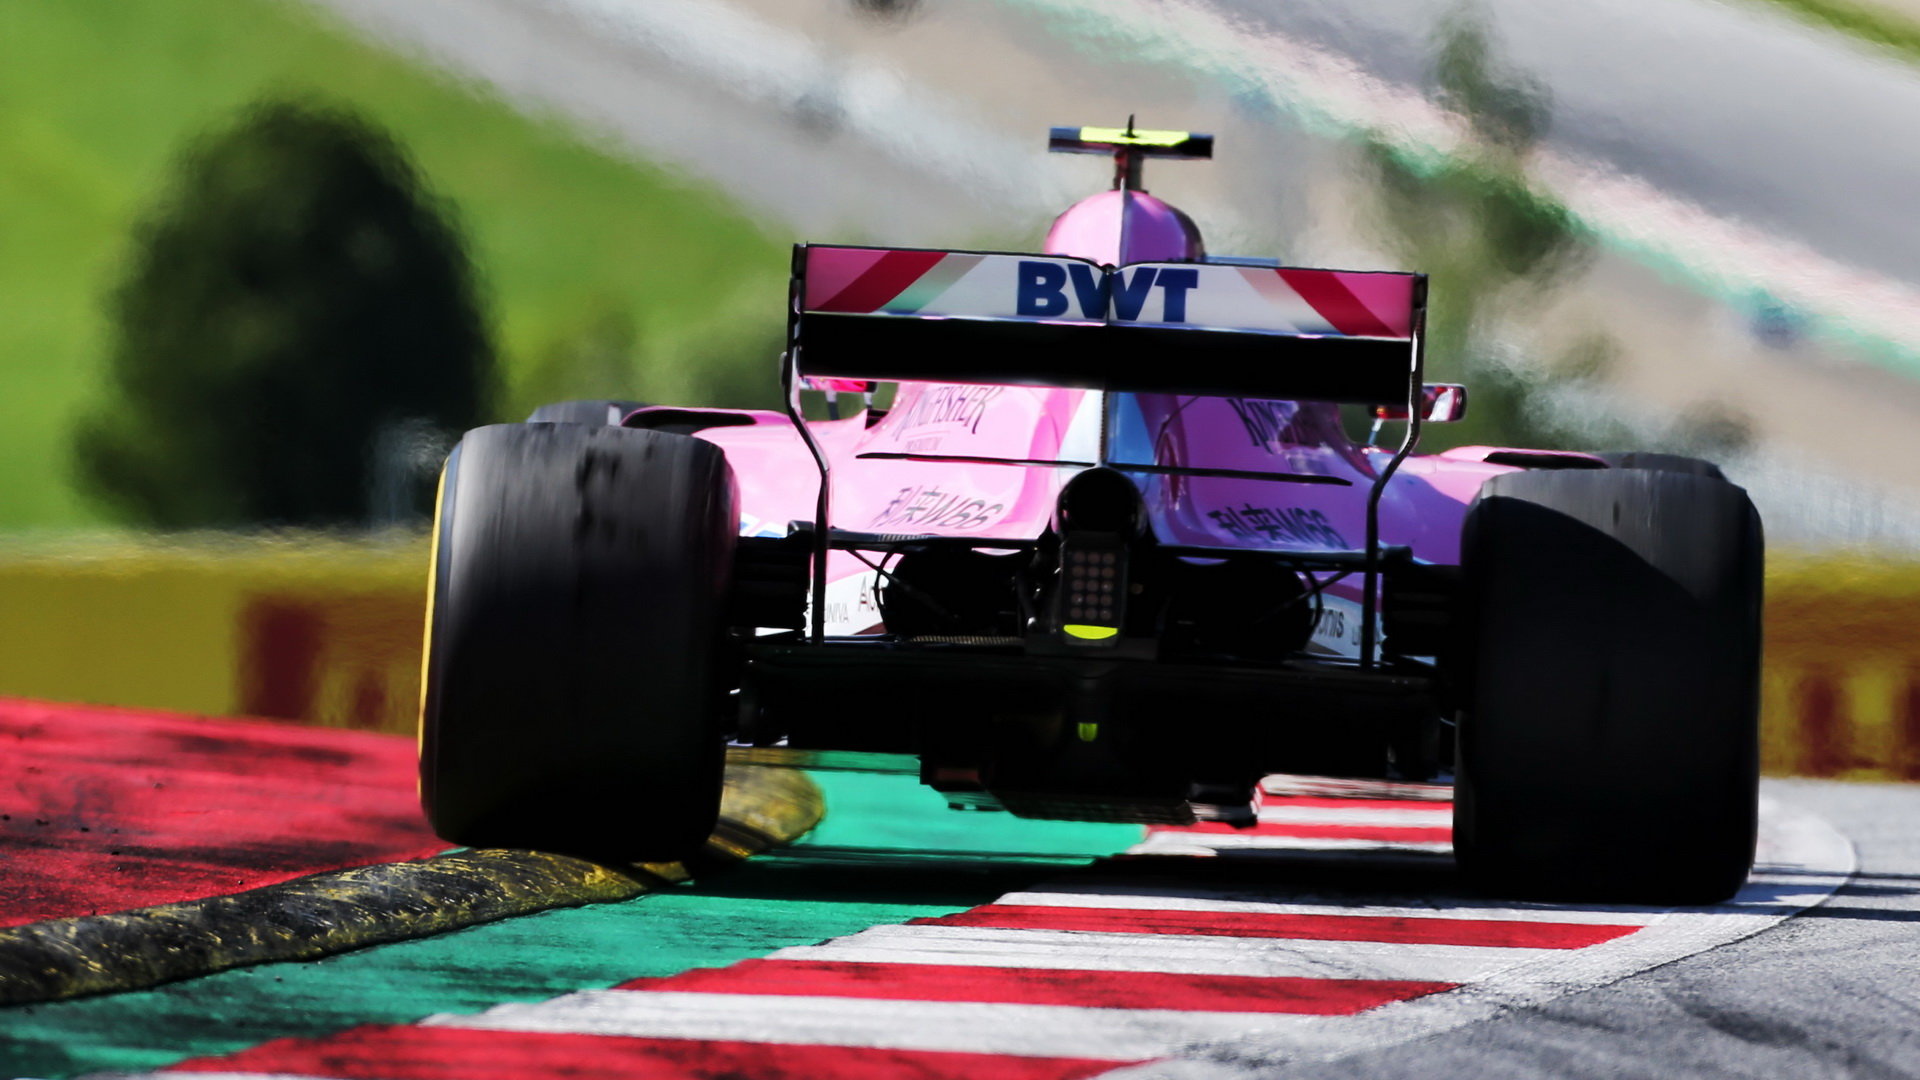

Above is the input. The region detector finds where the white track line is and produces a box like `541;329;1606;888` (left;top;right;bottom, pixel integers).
993;889;1668;926
430;989;1323;1061
769;924;1553;983
1248;806;1452;828
1134;833;1453;854
1259;777;1455;801
162;1075;335;1080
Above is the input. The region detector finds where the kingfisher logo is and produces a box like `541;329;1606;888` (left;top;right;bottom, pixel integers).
1016;261;1201;323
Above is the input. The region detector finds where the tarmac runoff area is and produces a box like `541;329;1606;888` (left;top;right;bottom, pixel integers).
121;776;1852;1080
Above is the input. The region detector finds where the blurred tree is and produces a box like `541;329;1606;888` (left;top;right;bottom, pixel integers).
1361;8;1596;451
76;99;493;528
514;303;644;417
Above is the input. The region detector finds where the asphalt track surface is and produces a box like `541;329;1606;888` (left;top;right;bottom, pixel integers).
1269;778;1920;1080
9;699;1920;1078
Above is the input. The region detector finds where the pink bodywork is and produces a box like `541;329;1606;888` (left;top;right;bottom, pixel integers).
1044;189;1201;267
676;188;1525;642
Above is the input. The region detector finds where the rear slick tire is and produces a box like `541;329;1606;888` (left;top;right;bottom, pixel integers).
419;422;737;862
1454;468;1762;904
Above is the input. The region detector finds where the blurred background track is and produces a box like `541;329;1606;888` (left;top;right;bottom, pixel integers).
311;0;1920;546
11;0;1920;538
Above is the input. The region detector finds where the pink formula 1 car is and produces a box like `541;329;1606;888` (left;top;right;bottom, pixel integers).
419;125;1762;903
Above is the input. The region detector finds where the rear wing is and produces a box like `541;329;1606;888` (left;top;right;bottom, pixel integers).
788;245;1425;404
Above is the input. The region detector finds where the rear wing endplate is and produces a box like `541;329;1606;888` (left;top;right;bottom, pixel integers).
788;245;1425;404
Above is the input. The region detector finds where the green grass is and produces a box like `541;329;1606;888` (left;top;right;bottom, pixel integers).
0;0;792;529
1749;0;1920;58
